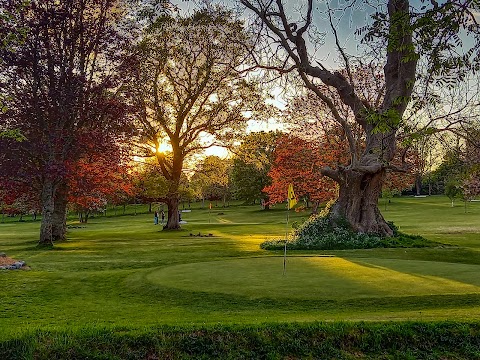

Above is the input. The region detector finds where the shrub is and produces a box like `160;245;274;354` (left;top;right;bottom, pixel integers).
261;215;439;250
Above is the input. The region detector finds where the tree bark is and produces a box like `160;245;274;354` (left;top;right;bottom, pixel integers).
52;182;68;241
164;195;180;230
329;168;394;237
39;179;55;245
161;150;183;230
163;164;182;230
415;174;422;196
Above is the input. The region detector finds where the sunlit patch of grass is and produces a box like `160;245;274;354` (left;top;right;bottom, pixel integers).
146;256;480;300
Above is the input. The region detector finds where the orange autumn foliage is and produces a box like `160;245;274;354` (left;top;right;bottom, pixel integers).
67;134;134;213
264;133;346;205
265;130;415;206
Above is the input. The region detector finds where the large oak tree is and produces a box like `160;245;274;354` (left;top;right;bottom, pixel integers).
127;8;265;229
241;0;480;236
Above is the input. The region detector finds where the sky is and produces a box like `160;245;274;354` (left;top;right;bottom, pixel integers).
170;0;367;158
169;0;479;161
170;0;382;65
168;0;374;158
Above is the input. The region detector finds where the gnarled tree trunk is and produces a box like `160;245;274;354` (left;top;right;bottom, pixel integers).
322;127;398;237
329;168;393;236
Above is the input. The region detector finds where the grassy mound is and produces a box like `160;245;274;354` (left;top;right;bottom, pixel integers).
146;257;480;299
2;322;479;359
261;215;440;250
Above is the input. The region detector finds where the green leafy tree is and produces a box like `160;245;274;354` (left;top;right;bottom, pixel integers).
127;8;265;229
428;149;466;195
445;181;461;207
230;131;282;206
190;156;232;207
135;163;169;203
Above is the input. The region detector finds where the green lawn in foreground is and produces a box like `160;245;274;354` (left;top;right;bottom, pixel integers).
1;196;480;340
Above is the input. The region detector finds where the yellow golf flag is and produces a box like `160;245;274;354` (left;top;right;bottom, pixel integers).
287;183;297;210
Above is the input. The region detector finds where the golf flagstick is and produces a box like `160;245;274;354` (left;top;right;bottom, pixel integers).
284;183;297;275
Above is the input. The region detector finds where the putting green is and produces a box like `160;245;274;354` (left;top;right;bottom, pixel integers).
146;256;480;300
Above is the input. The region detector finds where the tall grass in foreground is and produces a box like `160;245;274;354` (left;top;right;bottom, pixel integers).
1;322;479;359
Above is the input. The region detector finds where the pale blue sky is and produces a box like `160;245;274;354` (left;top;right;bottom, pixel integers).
171;0;379;69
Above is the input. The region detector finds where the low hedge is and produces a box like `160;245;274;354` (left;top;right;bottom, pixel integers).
261;215;440;250
1;322;479;359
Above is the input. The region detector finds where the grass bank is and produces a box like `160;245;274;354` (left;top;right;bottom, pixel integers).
2;321;479;359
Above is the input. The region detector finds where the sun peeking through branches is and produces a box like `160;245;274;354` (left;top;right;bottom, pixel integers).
125;7;267;230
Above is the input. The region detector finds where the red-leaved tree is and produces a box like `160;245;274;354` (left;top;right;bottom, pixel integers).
265;132;347;212
0;0;133;245
67;131;134;223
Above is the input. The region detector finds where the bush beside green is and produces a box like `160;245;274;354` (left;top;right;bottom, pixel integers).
1;322;479;360
261;215;440;250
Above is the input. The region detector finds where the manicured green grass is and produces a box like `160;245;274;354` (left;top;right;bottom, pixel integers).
381;196;480;249
1;196;480;343
148;256;480;299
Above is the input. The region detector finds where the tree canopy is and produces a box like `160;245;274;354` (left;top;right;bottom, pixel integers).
230;131;281;206
0;0;133;244
240;0;480;236
127;7;266;229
